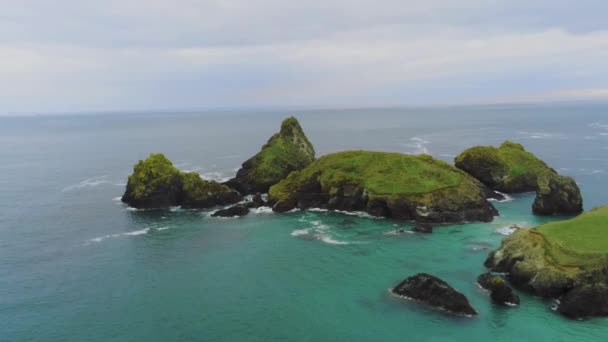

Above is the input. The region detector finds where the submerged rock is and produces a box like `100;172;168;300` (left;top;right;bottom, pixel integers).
122;154;242;209
268;151;496;224
455;141;582;215
225;117;315;194
212;204;250;217
477;273;520;306
485;206;608;319
412;223;433;234
392;273;478;316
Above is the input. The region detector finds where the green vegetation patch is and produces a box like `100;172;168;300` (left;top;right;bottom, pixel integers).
536;206;608;268
126;153;182;200
270;150;470;203
455;140;552;191
240;116;315;189
181;172;233;201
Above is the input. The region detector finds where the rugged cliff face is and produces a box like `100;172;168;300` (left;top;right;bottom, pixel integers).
455;141;582;215
268;151;497;223
225;117;315;194
484;206;608;319
122;154;241;209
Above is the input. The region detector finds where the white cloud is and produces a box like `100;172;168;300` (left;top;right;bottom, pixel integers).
1;1;608;113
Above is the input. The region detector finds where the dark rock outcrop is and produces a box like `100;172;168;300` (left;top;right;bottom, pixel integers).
246;193;267;209
477;273;520;306
392;273;478;316
412;223;433;234
225;117;315;194
533;173;583;215
212;204;250;217
122;154;242;209
556;267;608;319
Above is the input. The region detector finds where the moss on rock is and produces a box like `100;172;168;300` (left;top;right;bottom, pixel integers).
455;141;551;192
122;154;242;209
268;150;497;223
225;117;315;194
455;141;582;215
533;172;583;215
180;172;241;209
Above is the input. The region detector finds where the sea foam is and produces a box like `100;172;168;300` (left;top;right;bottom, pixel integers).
62;176;109;192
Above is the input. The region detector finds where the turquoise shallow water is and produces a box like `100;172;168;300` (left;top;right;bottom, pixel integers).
1;104;607;341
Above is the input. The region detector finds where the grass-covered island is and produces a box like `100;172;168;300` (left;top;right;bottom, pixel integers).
485;206;608;319
268;151;497;223
455;141;583;215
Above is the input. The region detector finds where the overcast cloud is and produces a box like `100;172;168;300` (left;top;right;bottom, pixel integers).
1;0;608;113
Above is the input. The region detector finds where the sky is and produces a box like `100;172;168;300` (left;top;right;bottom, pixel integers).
1;0;608;114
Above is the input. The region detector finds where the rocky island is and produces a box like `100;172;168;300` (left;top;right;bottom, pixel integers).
455;141;583;215
484;206;608;319
268;151;497;223
122;153;241;209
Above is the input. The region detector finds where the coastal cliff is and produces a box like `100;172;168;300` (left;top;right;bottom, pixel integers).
484;206;608;319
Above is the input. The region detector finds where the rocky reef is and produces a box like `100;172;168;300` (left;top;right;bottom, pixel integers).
268;151;497;223
392;273;478;316
477;273;520;306
484;206;608;319
455;141;582;215
225;117;315;194
122;153;241;209
212;204;250;217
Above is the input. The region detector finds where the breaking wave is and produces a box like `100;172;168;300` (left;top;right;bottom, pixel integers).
291;220;353;245
62;176;110;192
487;191;513;203
403;137;430;154
85;225;171;244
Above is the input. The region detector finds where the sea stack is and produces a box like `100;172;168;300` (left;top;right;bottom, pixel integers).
225;117;315;194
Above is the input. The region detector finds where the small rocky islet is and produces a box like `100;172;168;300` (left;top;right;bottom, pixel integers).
121;116;606;320
455;140;583;215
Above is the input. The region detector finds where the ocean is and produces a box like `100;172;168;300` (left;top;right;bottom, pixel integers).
1;103;607;341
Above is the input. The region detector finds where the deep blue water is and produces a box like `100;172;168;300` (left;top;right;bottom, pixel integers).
1;104;607;341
